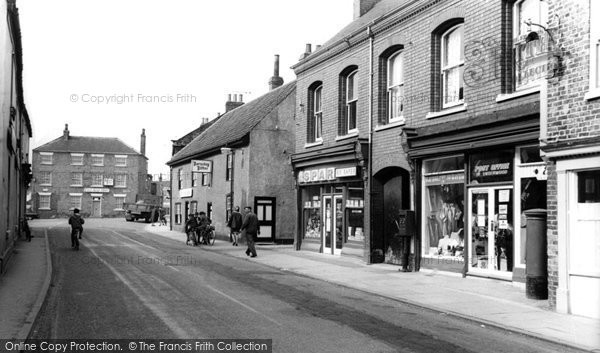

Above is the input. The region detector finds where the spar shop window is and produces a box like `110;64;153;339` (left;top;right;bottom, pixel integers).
469;151;513;184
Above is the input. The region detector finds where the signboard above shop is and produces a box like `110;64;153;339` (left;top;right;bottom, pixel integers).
84;188;109;193
298;166;359;184
469;151;513;184
191;160;212;173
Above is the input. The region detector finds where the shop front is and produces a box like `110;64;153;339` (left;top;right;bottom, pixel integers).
298;166;365;256
416;146;547;281
292;139;368;258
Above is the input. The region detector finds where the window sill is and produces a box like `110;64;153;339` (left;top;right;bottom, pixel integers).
70;185;83;187
70;164;83;166
335;131;358;141
38;207;51;210
39;184;52;187
496;86;540;102
375;120;405;132
90;185;103;188
304;140;323;148
114;186;127;189
584;88;600;101
426;104;467;119
115;165;127;168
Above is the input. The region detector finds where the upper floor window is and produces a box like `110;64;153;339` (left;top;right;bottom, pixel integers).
589;0;600;96
192;172;199;187
178;169;183;189
115;155;127;167
40;152;53;165
344;70;358;134
388;51;405;123
307;83;323;143
202;173;211;186
69;193;82;210
70;153;84;165
441;24;464;108
39;171;52;186
91;154;104;166
71;172;83;186
513;0;549;91
92;173;103;187
39;193;51;210
115;174;127;188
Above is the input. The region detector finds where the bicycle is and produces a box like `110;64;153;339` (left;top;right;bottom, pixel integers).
198;226;216;246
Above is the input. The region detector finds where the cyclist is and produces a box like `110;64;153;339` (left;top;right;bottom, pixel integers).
68;208;84;250
196;211;212;245
184;213;199;246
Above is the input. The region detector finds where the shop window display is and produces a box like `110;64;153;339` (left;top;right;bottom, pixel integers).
422;156;465;259
303;186;321;239
346;186;364;242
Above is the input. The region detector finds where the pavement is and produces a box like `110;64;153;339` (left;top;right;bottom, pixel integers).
1;220;599;352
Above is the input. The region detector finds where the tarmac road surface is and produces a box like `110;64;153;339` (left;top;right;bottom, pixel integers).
29;219;586;353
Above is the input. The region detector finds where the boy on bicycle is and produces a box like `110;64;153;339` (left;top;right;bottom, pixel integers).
68;208;84;250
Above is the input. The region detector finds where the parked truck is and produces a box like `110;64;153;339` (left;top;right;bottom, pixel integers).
124;201;160;223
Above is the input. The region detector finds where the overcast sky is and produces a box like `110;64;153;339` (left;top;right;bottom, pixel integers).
19;0;353;177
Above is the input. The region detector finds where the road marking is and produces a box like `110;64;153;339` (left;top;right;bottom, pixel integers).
205;284;282;327
86;245;189;338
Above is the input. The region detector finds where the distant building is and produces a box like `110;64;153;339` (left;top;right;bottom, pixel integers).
167;55;296;243
31;125;149;218
1;0;33;272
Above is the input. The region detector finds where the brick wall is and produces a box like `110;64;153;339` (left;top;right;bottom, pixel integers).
545;0;600;309
32;152;146;218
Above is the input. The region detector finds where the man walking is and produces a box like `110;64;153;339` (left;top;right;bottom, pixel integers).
68;208;84;250
241;206;259;257
227;206;243;246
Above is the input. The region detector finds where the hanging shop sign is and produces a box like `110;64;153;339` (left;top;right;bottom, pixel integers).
469;151;513;184
298;166;359;184
191;160;212;173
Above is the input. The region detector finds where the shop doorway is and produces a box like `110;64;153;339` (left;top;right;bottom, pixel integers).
255;197;275;242
468;186;514;277
92;197;102;217
323;194;343;255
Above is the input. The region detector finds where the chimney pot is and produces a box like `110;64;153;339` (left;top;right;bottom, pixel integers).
305;43;312;54
140;128;146;156
228;93;232;102
269;54;285;91
63;124;70;141
233;94;238;102
239;94;243;102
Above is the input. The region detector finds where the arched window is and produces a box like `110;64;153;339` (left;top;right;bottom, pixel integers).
387;51;404;123
339;67;359;135
441;24;464;108
307;82;323;143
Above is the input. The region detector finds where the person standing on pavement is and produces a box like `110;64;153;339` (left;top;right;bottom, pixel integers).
227;206;243;246
68;208;84;250
184;213;199;246
241;206;259;257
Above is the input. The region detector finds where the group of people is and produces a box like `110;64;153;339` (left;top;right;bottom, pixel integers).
184;205;260;257
227;206;259;258
184;211;214;246
151;207;167;226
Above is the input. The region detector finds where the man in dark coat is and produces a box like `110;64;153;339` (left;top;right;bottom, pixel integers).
241;206;259;257
227;206;243;246
68;208;84;250
184;213;199;246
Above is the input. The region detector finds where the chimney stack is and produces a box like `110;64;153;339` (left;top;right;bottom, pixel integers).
354;0;381;19
201;117;209;125
140;128;146;156
269;54;284;90
63;124;70;141
298;44;313;61
225;93;244;112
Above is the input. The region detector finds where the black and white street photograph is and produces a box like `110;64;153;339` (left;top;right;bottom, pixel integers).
1;0;599;352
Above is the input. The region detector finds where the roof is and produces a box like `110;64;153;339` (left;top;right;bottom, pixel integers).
292;0;415;71
168;82;296;166
172;117;220;147
33;136;142;155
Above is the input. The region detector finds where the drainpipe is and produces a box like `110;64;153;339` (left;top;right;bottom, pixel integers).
367;25;375;263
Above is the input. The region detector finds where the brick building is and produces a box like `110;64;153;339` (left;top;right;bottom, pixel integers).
543;0;600;319
1;0;32;272
291;0;549;286
167;56;296;243
32;125;149;218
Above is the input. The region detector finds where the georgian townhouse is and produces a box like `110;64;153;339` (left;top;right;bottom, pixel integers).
32;125;149;218
292;0;550;286
1;0;33;272
167;56;296;244
543;0;600;319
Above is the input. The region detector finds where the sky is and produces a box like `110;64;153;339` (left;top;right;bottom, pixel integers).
19;0;353;178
